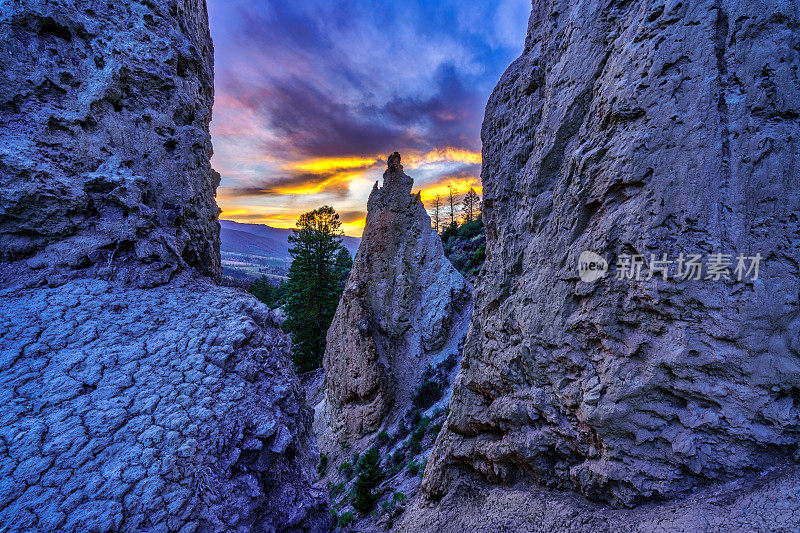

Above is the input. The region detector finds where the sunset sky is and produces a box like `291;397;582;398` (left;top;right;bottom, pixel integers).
206;0;529;236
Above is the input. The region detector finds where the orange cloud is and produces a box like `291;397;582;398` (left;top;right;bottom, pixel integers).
418;176;482;204
290;156;380;174
219;206;366;237
403;147;482;167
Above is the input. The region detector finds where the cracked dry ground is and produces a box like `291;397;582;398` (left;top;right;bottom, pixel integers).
0;278;323;531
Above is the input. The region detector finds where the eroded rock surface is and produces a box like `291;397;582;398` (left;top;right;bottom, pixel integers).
424;0;800;509
0;0;220;288
323;153;471;439
0;0;331;531
0;279;329;531
400;466;800;532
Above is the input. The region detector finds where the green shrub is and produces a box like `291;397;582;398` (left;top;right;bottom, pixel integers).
407;460;421;476
392;491;407;503
338;511;354;527
392;449;405;465
327;481;345;499
337;461;354;480
353;447;385;514
375;430;390;448
441;221;458;242
412;379;443;410
457;218;483;239
417;416;431;430
317;453;328;476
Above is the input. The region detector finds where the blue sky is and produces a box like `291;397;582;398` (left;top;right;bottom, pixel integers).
207;0;530;235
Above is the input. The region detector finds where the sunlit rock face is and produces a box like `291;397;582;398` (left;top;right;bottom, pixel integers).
424;0;800;508
323;153;471;440
0;0;220;288
0;1;331;531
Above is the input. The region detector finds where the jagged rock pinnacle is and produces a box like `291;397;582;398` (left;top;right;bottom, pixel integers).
322;155;470;441
388;151;403;172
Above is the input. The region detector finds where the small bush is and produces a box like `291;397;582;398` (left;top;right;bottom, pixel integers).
458;218;483;239
392;449;405;465
375;430;390;448
392;491;407;504
353;447;385;514
417;416;431;431
441;221;458;242
337;461;354;480
412;379;443;410
338;511;354;528
317;453;328;476
327;481;345;499
407;460;421;476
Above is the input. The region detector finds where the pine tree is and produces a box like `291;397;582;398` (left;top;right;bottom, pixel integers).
431;194;441;233
283;206;349;372
248;276;285;308
333;246;353;290
353;447;384;514
448;185;455;228
462;188;480;223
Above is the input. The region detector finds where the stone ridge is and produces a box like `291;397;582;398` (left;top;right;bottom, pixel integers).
0;0;221;288
423;0;800;508
0;278;331;532
322;153;471;440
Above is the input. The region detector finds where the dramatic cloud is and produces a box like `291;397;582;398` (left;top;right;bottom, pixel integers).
207;0;528;235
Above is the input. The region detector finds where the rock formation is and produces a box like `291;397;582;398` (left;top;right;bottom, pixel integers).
0;0;221;289
322;153;471;440
0;279;329;531
424;0;800;511
0;0;330;530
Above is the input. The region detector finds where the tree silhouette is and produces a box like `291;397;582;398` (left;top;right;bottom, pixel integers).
462;188;480;223
430;194;441;233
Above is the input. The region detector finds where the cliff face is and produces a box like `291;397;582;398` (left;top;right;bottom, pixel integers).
424;0;800;508
0;0;220;288
0;1;330;531
323;153;471;440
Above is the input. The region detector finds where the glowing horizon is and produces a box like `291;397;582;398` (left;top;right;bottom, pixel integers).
207;0;528;238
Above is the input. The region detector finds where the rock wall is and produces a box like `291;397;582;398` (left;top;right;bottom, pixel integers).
424;0;800;508
323;153;471;439
0;1;331;530
0;0;221;288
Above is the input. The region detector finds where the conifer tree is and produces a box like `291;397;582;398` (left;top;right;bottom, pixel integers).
283;206;350;372
431;194;441;233
353;447;384;514
462;187;480;223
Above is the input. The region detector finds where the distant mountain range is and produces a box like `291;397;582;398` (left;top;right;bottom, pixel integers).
220;220;361;283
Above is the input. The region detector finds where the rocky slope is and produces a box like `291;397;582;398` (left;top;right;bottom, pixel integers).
0;279;329;531
322;153;471;442
423;0;800;512
0;0;330;530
